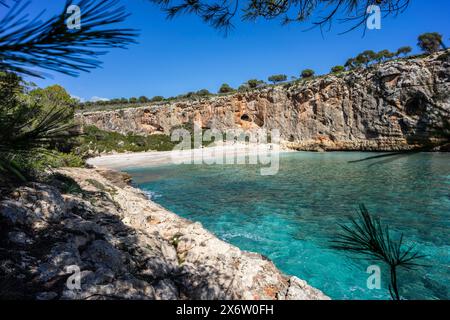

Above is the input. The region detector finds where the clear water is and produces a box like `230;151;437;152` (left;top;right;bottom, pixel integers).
126;152;450;300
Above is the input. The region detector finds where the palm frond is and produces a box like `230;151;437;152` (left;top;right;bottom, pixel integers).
0;72;80;180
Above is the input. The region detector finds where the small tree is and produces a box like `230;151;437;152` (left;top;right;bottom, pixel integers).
196;89;211;96
129;97;138;103
331;65;345;74
418;32;444;54
301;69;315;78
375;50;395;63
151;96;165;102
219;83;234;93
183;92;195;99
138;96;149;103
30;85;77;110
396;46;412;57
246;79;265;89
345;58;357;70
356;50;377;67
268;74;287;84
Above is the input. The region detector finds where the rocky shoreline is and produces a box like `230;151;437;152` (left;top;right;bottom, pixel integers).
0;167;329;300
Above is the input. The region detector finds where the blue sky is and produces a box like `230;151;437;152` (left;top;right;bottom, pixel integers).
13;0;450;101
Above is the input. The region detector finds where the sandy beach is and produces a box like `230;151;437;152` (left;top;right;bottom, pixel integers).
87;143;291;170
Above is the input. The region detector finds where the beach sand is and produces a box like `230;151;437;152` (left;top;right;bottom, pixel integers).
87;143;291;170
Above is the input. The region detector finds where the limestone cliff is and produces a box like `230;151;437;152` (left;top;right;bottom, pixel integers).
77;52;450;151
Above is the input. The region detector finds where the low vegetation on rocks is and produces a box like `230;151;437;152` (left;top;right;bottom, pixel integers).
77;125;178;155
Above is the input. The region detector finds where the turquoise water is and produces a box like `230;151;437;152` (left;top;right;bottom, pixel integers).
126;152;450;300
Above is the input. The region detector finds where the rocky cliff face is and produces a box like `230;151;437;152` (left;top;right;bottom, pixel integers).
0;168;328;300
78;52;450;151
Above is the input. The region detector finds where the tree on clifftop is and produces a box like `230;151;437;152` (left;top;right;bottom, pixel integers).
219;83;235;93
151;96;165;102
345;58;357;70
301;69;315;79
246;79;265;89
396;46;412;57
374;50;394;64
196;89;212;96
331;65;345;74
268;74;287;84
418;33;445;54
356;50;377;67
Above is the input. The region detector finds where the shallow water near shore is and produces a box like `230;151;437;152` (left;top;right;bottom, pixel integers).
126;152;450;300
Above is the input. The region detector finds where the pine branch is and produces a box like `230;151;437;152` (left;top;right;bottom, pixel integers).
148;0;411;33
0;0;138;78
0;0;12;7
330;204;426;299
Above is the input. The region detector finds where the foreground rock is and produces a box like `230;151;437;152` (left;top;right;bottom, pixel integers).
78;52;450;151
0;168;328;300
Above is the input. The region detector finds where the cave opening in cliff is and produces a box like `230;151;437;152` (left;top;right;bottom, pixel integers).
405;94;428;117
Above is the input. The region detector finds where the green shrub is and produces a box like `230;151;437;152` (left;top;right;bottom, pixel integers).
331;65;345;73
238;84;249;92
86;179;106;191
396;46;412;57
78;125;178;154
375;50;395;63
7;150;84;181
301;69;315;78
218;83;234;94
0;73;79;181
246;79;265;89
418;32;444;54
196;89;211;96
438;51;450;62
151;96;165;102
355;50;377;67
345;58;357;70
45;173;83;195
268;74;287;84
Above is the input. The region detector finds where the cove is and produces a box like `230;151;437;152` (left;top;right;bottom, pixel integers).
125;152;450;300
